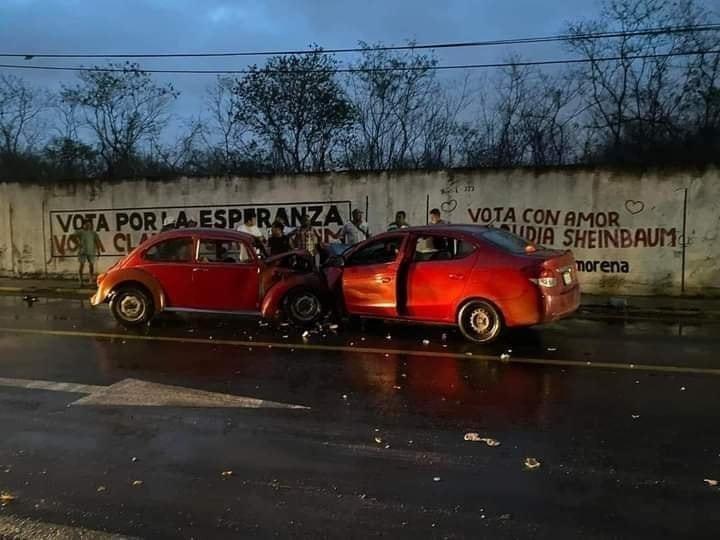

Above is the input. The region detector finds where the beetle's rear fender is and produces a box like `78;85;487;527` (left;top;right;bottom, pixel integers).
92;268;166;312
261;274;329;319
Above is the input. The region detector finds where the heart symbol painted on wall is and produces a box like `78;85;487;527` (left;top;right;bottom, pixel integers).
441;199;458;213
624;200;645;215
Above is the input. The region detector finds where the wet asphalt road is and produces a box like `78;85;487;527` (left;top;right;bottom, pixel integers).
0;295;719;539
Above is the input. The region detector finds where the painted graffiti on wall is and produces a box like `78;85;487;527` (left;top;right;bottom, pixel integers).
49;201;352;257
466;205;677;248
461;202;678;275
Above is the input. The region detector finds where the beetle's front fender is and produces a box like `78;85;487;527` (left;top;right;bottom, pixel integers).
260;273;329;319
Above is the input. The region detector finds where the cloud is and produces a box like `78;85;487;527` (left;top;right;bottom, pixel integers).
0;0;606;136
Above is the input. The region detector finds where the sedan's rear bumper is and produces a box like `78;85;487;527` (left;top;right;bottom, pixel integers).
541;285;581;322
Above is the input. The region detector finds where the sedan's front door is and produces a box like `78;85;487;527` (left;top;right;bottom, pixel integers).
341;235;406;317
191;238;260;312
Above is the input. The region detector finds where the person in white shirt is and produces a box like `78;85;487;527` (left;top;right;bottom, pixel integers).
339;209;369;245
236;214;265;241
161;216;176;231
276;216;295;237
236;214;266;256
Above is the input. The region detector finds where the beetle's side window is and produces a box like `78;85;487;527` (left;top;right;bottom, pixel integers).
412;235;476;262
346;237;403;266
144;238;193;262
197;240;252;263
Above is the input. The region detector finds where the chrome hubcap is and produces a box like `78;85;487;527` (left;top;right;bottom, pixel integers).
469;308;491;334
119;295;144;321
292;294;320;321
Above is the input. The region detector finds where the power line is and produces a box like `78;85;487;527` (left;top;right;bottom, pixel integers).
0;49;718;75
1;23;719;59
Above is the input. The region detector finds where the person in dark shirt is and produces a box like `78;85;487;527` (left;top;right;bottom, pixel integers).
388;210;410;231
268;221;291;256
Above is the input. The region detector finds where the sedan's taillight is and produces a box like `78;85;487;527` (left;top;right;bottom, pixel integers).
529;268;557;288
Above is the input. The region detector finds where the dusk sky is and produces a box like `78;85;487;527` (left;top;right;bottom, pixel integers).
2;0;713;136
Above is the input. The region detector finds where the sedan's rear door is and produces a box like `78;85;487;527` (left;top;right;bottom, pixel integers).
405;233;478;321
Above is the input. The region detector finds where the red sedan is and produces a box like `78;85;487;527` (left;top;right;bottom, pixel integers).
323;225;580;343
92;228;329;327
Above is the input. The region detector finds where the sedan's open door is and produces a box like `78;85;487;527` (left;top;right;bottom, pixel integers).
341;234;407;317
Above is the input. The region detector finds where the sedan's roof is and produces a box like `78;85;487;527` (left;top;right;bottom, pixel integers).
378;224;490;236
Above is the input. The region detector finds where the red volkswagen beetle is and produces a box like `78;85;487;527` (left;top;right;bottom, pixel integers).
322;225;580;343
91;228;329;327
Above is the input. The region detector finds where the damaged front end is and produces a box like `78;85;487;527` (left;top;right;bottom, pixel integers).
259;250;331;321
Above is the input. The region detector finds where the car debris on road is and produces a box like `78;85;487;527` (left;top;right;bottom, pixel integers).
464;433;501;446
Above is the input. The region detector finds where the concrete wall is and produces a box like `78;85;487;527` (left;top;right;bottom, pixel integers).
1;167;718;296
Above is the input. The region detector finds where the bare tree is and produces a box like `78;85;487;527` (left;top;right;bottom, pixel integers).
416;75;472;168
0;74;47;156
51;98;82;142
61;62;179;177
202;77;258;173
459;64;531;167
678;11;720;140
150;118;206;174
566;0;718;162
41;98;98;179
344;44;449;169
520;72;584;166
345;42;469;169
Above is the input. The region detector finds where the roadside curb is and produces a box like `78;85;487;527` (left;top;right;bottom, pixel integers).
0;286;96;297
580;304;720;321
576;309;720;322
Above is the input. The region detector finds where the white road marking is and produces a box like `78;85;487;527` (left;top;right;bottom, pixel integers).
0;376;104;394
71;378;310;409
0;515;140;540
0;376;309;410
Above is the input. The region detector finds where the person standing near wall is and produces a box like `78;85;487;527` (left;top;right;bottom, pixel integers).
339;209;369;245
161;216;177;231
71;219;103;286
276;216;295;237
268;221;292;256
236;213;266;256
292;216;323;258
429;208;448;225
388;211;410;231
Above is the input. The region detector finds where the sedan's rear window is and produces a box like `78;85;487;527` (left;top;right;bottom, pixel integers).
413;235;475;262
479;228;534;254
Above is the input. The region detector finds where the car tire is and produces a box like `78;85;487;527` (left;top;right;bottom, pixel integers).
457;300;503;344
110;286;154;327
284;289;324;326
